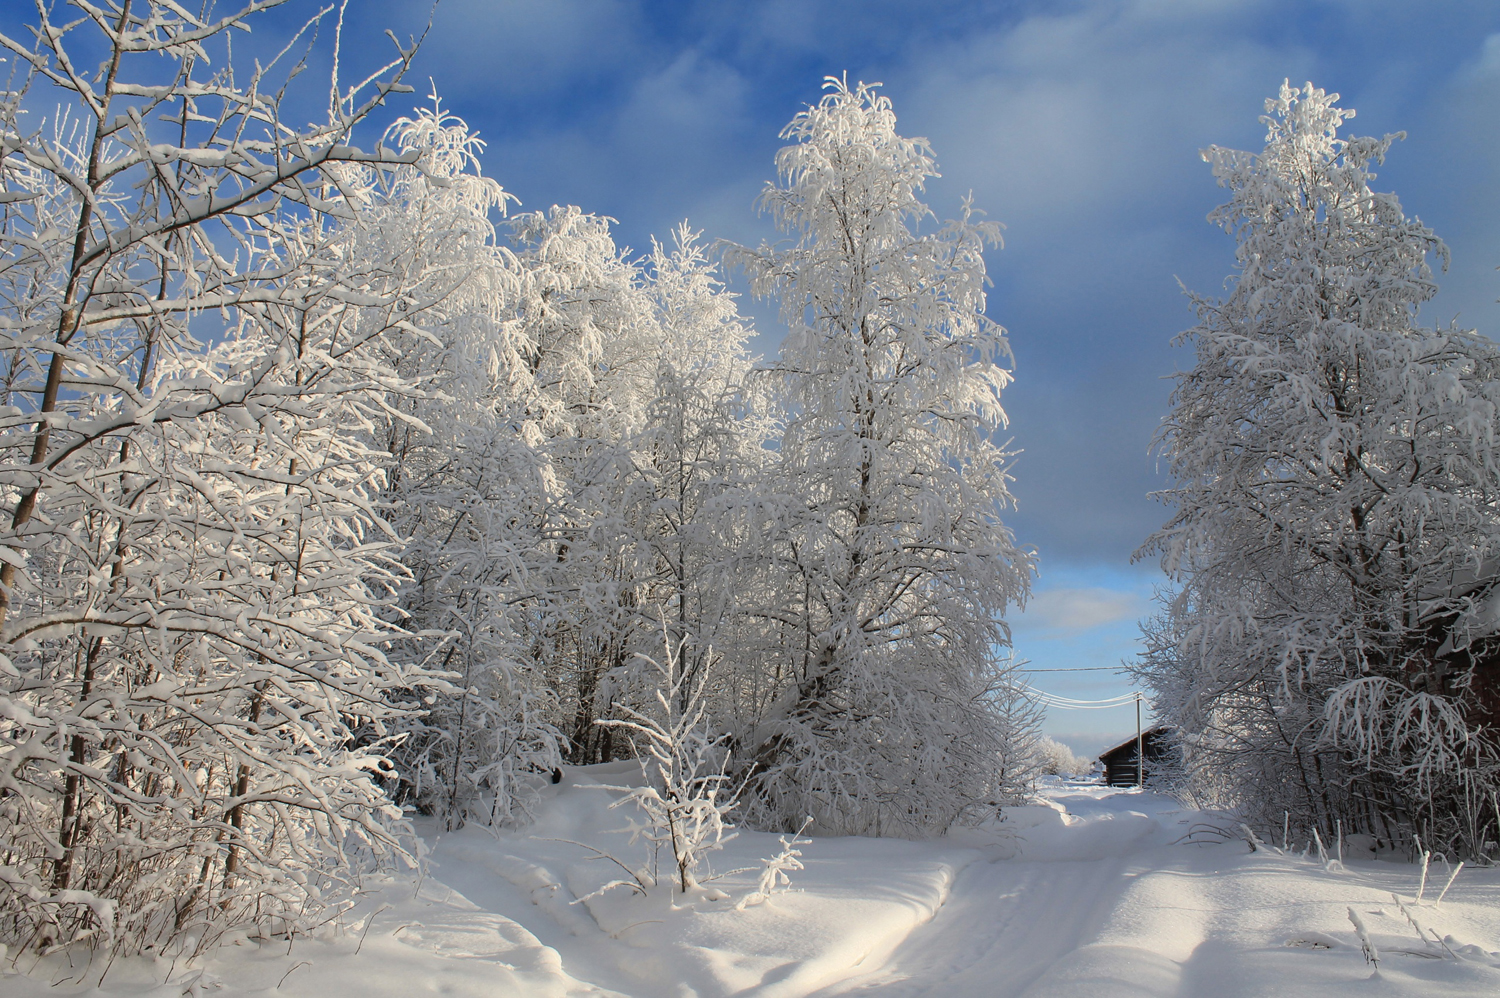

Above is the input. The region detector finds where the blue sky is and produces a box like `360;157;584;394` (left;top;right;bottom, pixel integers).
10;0;1500;755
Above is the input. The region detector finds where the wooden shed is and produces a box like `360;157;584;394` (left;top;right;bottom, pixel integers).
1098;726;1173;787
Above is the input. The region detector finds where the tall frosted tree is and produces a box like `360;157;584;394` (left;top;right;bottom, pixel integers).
631;226;770;702
511;214;771;768
504;204;661;764
734;78;1036;837
360;99;566;831
1138;82;1500;859
0;0;436;956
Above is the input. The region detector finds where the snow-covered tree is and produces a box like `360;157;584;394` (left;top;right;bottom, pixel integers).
357;98;566;830
629;226;770;714
501;205;661;765
1035;736;1091;778
377;184;768;808
0;1;438;956
1137;82;1500;859
496;210;770;773
732;77;1036;836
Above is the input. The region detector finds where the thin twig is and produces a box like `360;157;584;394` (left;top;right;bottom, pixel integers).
277;961;309;990
355;903;391;955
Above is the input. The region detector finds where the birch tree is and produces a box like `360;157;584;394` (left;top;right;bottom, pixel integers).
1138;82;1500;859
356;99;568;830
733;77;1036;836
630;225;769;714
501;205;660;764
0;0;438;956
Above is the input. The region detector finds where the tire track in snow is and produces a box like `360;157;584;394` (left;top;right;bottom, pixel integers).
808;857;1131;998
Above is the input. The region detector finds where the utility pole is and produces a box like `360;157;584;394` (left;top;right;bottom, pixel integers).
1136;692;1144;788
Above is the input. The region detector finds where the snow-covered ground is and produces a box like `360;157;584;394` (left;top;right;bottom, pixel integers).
9;768;1499;997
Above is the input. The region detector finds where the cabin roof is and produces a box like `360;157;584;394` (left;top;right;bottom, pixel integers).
1097;725;1172;761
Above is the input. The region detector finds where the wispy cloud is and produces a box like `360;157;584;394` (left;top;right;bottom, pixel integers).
416;0;648;99
1015;586;1143;633
1470;33;1500;79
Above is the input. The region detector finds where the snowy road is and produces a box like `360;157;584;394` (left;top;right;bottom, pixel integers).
403;776;1500;998
411;773;1498;998
808;785;1500;998
808;788;1163;998
16;776;1499;998
808;857;1129;998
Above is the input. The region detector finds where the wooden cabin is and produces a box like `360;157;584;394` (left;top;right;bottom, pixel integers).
1098;726;1173;787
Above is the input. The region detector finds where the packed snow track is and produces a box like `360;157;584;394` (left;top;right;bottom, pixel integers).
12;774;1499;998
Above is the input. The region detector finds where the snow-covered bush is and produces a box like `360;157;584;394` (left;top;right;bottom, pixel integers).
1036;737;1092;778
1137;81;1500;860
735;819;812;910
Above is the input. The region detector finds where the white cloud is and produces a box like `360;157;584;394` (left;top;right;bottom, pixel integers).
422;0;646;96
1015;586;1143;632
896;0;1309;231
476;46;764;239
1472;33;1500;79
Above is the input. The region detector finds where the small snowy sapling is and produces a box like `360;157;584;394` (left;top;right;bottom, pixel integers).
595;630;739;895
736;818;813;910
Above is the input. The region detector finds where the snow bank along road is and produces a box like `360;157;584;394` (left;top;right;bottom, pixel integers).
11;772;1500;998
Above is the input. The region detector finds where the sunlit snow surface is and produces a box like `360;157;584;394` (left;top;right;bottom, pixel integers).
11;770;1499;997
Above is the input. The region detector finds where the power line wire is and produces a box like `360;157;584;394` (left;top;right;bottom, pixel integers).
1025;688;1136;702
1020;686;1143;710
